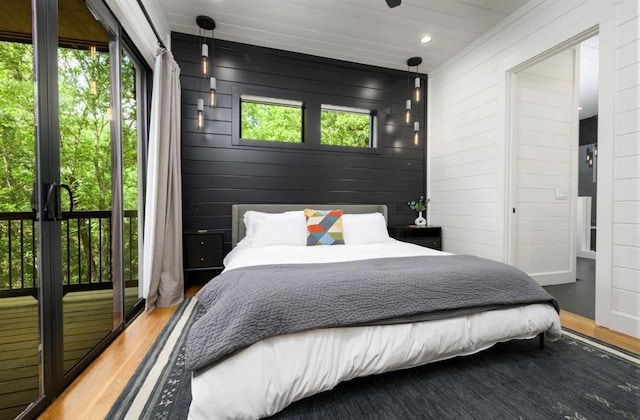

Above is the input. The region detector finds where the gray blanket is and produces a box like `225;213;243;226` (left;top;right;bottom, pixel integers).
186;255;558;372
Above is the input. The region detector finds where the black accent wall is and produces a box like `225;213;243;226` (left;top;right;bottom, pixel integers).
578;116;598;232
172;33;427;251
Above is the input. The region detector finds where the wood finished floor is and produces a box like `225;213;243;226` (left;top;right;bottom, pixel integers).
39;287;640;420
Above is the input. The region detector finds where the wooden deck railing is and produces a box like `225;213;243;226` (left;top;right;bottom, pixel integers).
0;210;138;298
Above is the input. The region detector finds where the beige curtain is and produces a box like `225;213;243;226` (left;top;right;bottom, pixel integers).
142;48;183;311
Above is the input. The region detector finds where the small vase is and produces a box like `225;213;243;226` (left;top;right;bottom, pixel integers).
414;211;426;226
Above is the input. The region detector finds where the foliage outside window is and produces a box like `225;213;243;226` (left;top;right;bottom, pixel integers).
321;105;373;148
0;41;140;290
240;95;303;143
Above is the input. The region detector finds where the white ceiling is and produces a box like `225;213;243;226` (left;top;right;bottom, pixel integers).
158;0;530;72
157;0;598;120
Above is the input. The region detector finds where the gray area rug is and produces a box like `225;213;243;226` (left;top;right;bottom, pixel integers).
107;298;640;419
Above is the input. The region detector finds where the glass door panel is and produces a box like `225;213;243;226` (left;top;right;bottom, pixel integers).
121;51;140;316
58;2;114;373
0;1;42;415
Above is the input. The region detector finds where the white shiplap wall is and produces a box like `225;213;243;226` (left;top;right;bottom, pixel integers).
429;0;639;337
596;0;640;337
514;49;577;285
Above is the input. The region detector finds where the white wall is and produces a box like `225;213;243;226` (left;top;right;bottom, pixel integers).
428;0;639;337
596;0;640;337
514;48;577;285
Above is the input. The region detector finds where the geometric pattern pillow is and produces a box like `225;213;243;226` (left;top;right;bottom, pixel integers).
303;209;345;246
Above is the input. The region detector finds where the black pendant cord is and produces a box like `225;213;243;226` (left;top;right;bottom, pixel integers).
406;65;410;101
136;0;166;49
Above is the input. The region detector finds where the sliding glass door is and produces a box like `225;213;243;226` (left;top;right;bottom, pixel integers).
0;2;41;417
0;0;148;417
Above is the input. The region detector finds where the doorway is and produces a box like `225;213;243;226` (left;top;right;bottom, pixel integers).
508;30;599;319
545;36;599;320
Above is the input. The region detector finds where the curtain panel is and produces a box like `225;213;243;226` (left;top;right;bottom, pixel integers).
142;48;183;311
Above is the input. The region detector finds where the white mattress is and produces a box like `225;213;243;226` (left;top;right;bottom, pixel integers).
188;241;562;420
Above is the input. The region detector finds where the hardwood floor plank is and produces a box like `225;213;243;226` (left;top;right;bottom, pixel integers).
559;310;640;354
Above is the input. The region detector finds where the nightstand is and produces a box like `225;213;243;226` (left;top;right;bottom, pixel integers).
387;225;442;251
183;230;224;279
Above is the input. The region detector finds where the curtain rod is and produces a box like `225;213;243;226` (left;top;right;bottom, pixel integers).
136;0;167;49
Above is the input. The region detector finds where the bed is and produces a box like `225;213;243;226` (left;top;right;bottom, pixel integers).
186;204;561;420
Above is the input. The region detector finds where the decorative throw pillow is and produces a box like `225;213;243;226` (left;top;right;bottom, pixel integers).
304;209;345;246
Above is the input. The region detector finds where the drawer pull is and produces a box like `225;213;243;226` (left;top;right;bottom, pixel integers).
200;241;205;245
200;257;205;262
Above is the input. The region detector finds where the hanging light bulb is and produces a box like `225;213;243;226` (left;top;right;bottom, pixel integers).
201;42;209;76
210;77;217;107
197;15;216;76
413;121;419;145
406;56;422;105
197;98;204;129
405;99;411;124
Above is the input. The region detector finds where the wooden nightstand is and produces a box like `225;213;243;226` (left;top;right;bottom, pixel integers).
387;225;442;251
183;230;224;278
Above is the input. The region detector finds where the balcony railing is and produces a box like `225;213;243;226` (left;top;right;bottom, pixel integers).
0;210;138;298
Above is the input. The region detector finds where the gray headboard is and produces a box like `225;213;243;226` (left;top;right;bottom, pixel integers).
231;204;388;248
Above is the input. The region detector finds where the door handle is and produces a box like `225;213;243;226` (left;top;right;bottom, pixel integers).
44;183;74;221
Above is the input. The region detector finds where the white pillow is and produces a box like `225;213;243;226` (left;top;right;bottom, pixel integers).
342;212;390;245
242;210;307;247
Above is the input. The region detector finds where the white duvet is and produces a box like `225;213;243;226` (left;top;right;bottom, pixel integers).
188;240;562;420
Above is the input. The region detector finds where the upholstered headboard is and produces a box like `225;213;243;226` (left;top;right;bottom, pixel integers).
231;204;388;248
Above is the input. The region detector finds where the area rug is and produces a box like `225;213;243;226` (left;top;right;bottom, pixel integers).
107;298;639;419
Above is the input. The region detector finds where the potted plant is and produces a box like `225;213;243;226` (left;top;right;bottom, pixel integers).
408;196;429;226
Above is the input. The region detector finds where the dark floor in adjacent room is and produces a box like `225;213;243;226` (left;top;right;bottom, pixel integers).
543;257;595;319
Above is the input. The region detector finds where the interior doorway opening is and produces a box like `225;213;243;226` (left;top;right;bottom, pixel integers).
508;30;599;320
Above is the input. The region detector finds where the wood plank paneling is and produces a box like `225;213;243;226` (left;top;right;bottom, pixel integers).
174;34;426;249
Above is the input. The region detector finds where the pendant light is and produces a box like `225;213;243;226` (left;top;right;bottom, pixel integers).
197;98;204;129
407;56;422;103
406;57;422;145
196;15;217;129
405;99;411;124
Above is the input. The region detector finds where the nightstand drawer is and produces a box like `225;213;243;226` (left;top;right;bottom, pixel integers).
186;250;223;269
184;234;222;251
395;227;440;239
387;225;442;251
409;237;441;250
183;231;224;271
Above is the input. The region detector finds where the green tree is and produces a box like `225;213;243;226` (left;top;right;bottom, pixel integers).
241;102;302;142
0;42;140;289
240;100;371;147
0;42;35;213
321;110;369;147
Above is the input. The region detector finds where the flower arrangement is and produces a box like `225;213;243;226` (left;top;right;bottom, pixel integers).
407;196;428;212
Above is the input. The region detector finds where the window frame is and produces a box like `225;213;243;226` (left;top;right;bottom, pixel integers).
239;94;305;144
232;87;383;155
320;104;378;149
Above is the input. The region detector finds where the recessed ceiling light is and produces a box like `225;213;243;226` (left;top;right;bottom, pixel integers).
420;35;432;44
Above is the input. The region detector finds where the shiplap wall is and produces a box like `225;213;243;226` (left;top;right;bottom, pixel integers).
172;34;426;251
429;0;639;337
599;0;639;336
514;49;577;285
